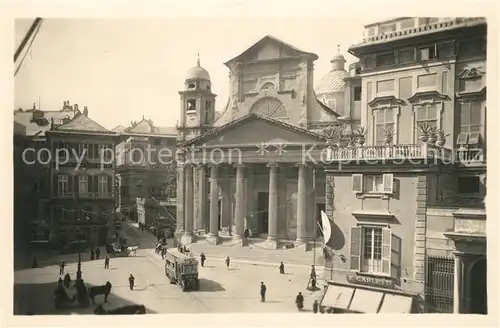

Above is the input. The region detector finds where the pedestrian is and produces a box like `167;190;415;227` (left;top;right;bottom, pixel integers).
90;250;95;261
200;253;206;267
104;255;110;269
313;300;319;313
161;248;167;260
244;228;249;239
128;274;135;290
279;262;285;274
310;265;316;279
95;248;100;260
225;256;230;269
260;281;266;302
59;261;65;275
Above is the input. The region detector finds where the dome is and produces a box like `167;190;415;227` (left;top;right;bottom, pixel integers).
315;69;348;95
185;56;210;81
331;52;346;62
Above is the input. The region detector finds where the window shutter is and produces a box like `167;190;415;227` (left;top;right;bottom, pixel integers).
383;174;394;194
53;174;58;195
382;227;392;275
108;175;112;193
88;175;94;193
468;132;480;145
352;174;363;193
349;226;362;271
68;175;73;195
390;233;402;279
456;132;469;145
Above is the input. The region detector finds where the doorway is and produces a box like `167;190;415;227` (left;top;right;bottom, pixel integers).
257;192;269;233
469;256;487;314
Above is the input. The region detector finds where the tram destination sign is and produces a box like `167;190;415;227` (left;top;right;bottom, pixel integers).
346;273;395;289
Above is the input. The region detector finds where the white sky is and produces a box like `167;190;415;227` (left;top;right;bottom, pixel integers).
14;18;380;129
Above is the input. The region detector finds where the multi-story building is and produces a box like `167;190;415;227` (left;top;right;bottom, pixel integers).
320;17;486;314
113;118;177;226
46;108;118;248
13;101;78;250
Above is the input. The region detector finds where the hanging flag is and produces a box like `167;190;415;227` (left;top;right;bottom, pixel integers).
320;210;332;246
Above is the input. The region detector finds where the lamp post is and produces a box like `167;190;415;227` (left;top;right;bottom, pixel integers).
75;227;83;282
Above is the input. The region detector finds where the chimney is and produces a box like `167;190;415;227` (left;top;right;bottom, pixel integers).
32;102;36;110
83;106;88;117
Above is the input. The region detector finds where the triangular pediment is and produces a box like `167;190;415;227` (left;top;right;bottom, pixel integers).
181;114;324;147
126;119;156;134
55;113;110;133
224;35;318;66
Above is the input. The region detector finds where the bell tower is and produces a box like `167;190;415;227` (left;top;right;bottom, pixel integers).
178;54;217;142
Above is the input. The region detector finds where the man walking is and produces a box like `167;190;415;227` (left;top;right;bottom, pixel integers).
95;248;100;260
279;262;285;274
104;255;110;269
128;274;135;290
59;261;65;275
225;256;230;269
200;253;206;267
260;281;267;302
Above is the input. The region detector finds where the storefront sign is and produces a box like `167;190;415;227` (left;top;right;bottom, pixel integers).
346;273;395;289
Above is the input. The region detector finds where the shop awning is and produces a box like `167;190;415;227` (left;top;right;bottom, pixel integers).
320;282;416;313
378;293;413;313
321;284;355;309
349;289;384;313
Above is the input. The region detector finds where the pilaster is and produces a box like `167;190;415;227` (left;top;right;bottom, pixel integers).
414;175;428;285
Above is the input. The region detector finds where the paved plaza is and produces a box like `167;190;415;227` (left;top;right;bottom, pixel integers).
14;224;324;314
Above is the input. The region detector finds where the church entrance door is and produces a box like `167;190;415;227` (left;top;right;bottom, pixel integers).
257;192;269;234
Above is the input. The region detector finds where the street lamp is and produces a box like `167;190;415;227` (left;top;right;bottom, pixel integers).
75;227;83;282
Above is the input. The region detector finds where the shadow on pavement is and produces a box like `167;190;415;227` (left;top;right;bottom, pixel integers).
13;281;157;315
196;279;225;292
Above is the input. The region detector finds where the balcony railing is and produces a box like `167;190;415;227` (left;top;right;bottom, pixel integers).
55;191;114;199
456;148;485;163
325;143;453;162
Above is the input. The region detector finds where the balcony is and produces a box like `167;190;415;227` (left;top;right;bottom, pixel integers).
456;148;485;165
325;143;452;162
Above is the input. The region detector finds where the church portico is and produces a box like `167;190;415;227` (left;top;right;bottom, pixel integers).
177;157;324;249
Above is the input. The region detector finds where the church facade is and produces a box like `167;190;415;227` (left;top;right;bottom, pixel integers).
175;36;339;248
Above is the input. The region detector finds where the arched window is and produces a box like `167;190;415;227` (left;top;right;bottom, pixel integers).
250;97;287;119
260;82;276;91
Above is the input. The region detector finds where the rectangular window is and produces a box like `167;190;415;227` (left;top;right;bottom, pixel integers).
206;101;212;111
460;102;482;133
457;176;480;194
417;73;437;88
78;176;88;194
415;104;439;140
364;175;384;193
376;79;394;93
353;174;394;194
374;108;394;145
438;41;455;59
58;175;69;196
350;226;393;275
376;53;395;67
364;56;376;70
354;86;362;101
419;45;437;61
398;49;415;64
362;227;383;273
98;176;108;196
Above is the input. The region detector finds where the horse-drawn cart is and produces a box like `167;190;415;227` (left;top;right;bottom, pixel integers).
106;243;139;257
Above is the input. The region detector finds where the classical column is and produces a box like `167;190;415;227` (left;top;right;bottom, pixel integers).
175;164;185;233
266;163;278;248
295;164;307;245
453;252;463;314
233;164;245;241
207;165;219;244
197;164;208;232
182;164;194;244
